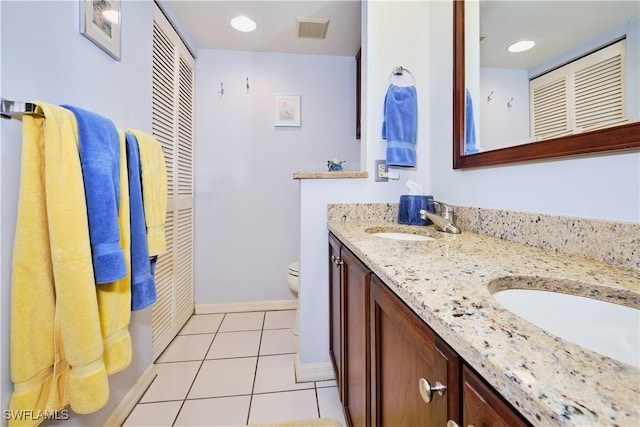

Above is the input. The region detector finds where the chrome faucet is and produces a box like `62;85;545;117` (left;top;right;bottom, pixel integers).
420;201;461;234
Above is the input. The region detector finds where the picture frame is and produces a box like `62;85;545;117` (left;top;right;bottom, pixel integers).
274;95;301;127
80;0;121;60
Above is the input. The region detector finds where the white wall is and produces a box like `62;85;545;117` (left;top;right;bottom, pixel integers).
193;50;361;304
427;1;640;223
297;0;433;367
1;1;154;425
479;67;531;150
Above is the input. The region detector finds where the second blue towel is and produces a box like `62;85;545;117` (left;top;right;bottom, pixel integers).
125;132;157;311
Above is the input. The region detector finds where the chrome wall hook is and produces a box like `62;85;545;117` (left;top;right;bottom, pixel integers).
487;90;494;102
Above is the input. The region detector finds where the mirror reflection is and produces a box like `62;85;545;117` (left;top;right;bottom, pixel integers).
464;1;640;155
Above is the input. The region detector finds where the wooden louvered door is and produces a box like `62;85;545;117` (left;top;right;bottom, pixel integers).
530;39;626;140
151;4;195;359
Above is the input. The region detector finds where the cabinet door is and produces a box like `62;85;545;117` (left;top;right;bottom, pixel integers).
328;233;344;401
342;246;371;427
462;365;531;427
371;275;460;427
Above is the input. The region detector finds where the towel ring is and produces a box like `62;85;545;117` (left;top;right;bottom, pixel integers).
389;66;416;86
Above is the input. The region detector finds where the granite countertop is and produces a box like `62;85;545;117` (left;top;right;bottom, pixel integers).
328;220;640;426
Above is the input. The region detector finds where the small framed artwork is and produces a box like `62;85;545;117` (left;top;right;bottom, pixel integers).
274;95;301;127
80;0;121;60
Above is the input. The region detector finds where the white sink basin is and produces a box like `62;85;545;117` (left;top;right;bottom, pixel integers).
370;232;435;242
492;288;640;369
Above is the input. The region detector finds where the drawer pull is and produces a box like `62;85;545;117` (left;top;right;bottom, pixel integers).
418;377;446;403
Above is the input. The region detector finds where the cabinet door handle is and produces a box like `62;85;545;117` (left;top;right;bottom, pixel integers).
447;422;475;427
331;255;344;266
418;377;446;403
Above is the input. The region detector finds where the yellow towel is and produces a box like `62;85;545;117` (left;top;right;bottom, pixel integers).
95;129;132;376
9;102;108;426
127;129;167;256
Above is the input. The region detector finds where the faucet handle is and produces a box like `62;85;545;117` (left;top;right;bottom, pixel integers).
433;201;454;221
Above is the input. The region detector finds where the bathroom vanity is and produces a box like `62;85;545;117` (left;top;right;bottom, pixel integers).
327;218;639;426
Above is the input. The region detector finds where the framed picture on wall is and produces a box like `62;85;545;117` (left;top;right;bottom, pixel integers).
80;0;121;60
274;95;301;127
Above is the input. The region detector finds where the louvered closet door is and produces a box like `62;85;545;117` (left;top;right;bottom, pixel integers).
151;4;195;359
530;39;626;140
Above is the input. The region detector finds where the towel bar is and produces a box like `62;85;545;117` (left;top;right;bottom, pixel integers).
1;98;43;120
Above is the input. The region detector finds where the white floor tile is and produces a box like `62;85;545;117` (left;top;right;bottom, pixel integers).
219;312;265;332
174;395;251;426
179;314;224;335
188;357;257;399
122;401;182;427
141;361;201;403
259;329;298;355
253;354;314;394
248;389;319;425
317;387;347;427
206;330;262;359
156;334;214;363
315;379;337;388
264;310;296;330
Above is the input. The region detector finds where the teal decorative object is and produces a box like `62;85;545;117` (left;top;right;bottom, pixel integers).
327;158;346;172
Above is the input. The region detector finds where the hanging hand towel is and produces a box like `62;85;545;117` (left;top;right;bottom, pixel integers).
126;129;168;257
62;105;126;284
10;102;108;424
465;89;479;154
382;84;418;167
125;132;157;311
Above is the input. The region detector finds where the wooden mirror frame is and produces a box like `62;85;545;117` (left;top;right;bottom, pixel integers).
453;0;640;169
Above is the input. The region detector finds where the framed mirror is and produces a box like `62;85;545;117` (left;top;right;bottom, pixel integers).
453;0;640;169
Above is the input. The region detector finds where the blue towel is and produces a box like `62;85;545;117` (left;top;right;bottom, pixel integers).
382;84;417;167
63;105;126;284
125;132;157;310
465;89;479;154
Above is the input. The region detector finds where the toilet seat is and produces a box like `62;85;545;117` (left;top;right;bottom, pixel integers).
288;262;299;276
287;262;299;293
287;261;300;336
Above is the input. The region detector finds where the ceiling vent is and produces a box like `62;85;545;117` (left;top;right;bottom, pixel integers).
297;18;330;39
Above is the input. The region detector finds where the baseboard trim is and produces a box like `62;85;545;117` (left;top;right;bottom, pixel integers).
196;299;297;314
104;364;157;427
294;353;336;383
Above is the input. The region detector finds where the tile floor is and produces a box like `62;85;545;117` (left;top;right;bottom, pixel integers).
123;310;346;427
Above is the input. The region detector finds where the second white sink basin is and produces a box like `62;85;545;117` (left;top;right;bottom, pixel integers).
370;232;435;242
492;287;640;369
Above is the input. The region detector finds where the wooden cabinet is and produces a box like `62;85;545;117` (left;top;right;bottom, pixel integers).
370;274;460;427
462;365;530;427
329;233;371;427
342;247;371;427
355;48;361;140
328;234;344;401
328;234;531;427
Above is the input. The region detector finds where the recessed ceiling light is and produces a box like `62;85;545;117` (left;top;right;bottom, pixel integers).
231;16;257;32
507;40;535;53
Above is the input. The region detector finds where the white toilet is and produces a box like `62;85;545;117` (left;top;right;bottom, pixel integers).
287;261;300;336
